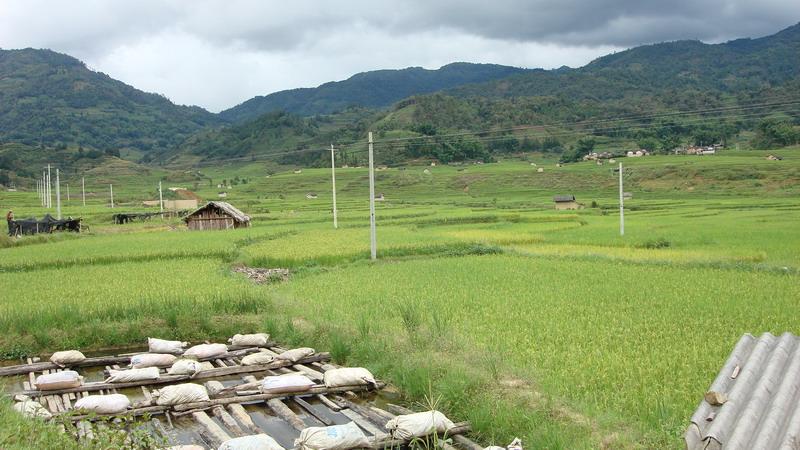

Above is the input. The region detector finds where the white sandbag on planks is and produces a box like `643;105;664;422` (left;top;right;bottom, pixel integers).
241;349;275;366
294;422;370;450
183;343;228;360
228;333;270;347
49;350;86;367
129;353;177;369
13;395;52;419
276;347;314;363
167;359;204;376
260;374;315;394
385;410;456;440
73;394;131;414
35;371;83;390
105;367;160;383
323;367;376;388
218;434;285;450
148;337;188;355
154;383;209;406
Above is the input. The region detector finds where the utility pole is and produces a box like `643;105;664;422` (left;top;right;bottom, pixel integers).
37;178;41;205
158;180;164;213
55;168;62;219
368;132;377;260
41;172;46;207
110;184;114;209
82;177;86;207
330;144;338;229
618;162;624;236
46;164;52;208
66;184;70;202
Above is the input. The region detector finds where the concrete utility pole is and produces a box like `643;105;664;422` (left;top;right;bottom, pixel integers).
82;177;86;207
330;144;338;229
41;172;46;207
55;169;62;219
110;184;114;209
618;162;624;236
66;184;70;202
368;132;377;260
46;164;52;208
158;180;164;213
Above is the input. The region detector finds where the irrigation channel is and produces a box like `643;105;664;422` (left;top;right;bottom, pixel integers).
0;340;483;449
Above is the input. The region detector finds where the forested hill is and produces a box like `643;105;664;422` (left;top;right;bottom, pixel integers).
450;22;800;99
218;63;530;122
0;49;222;154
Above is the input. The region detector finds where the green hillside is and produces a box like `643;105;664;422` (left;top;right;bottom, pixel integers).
0;49;222;155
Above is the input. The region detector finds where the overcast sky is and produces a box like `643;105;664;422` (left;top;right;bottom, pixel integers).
1;1;798;112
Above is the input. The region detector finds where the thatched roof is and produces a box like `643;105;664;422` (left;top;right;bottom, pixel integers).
685;332;800;450
185;201;250;223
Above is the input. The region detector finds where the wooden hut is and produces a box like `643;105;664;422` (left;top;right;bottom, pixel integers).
184;201;250;231
553;195;579;210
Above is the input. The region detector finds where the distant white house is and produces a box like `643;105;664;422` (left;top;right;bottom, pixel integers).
218;192;228;198
306;192;318;199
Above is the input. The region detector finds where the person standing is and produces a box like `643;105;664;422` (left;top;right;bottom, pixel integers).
6;210;15;236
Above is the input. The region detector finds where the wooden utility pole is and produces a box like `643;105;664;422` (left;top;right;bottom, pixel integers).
330;144;338;229
55;168;61;219
368;132;377;260
110;184;114;209
619;163;624;236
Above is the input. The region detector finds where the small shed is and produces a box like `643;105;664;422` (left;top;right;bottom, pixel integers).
554;195;579;210
685;332;800;450
184;201;250;231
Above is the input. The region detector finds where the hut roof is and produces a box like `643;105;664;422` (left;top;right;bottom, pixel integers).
553;195;576;202
185;201;250;223
685;332;800;450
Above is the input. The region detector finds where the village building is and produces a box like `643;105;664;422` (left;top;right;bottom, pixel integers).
626;149;649;157
553;195;579;210
184;201;251;231
306;193;318;199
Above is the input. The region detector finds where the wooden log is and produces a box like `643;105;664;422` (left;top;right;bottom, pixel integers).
339;408;389;439
173;383;383;412
334;397;392;427
227;404;261;434
293;396;332;425
212;405;244;437
57;405;170;422
316;394;342;412
192;411;232;447
267;399;306;431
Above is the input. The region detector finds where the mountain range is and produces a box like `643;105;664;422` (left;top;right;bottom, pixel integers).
0;22;798;177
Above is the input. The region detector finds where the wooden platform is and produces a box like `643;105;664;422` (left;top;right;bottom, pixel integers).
2;342;483;449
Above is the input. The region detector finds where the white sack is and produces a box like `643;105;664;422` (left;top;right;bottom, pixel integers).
129;353;177;369
294;422;370;450
13;397;52;419
50;350;86;367
148;337;188;355
105;367;160;383
164;446;206;450
228;333;270;347
167;359;204;376
155;383;209;406
183;343;228;360
73;394;131;414
35;371;83;390
260;374;315;394
276;347;314;363
385;410;455;440
323;367;376;388
218;434;285;450
241;350;275;366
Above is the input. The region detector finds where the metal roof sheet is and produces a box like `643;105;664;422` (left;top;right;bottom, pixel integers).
186;201;251;223
685;332;800;450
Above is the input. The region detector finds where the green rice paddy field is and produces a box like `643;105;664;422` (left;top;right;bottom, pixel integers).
1;148;799;449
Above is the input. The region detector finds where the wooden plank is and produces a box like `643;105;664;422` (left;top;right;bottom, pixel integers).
339;407;388;439
316;394;342;412
227;404;261;434
293;396;332;425
212;405;244;437
192;411;232;447
266;398;306;431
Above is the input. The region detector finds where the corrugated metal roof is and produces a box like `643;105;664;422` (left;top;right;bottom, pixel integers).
553;195;576;202
186;201;251;223
685;332;800;450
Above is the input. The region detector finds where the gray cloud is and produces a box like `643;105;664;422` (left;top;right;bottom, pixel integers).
0;0;797;111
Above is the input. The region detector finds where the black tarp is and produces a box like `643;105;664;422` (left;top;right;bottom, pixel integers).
8;214;81;236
